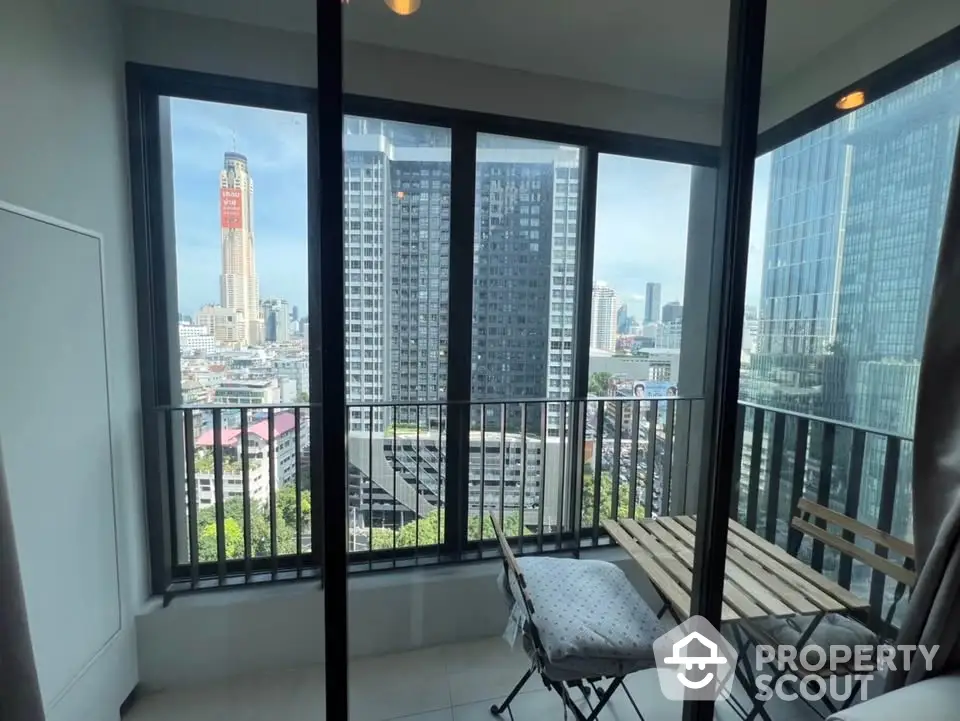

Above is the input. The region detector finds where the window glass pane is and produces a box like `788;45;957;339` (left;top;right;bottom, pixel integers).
164;97;309;563
169;98;308;401
472;134;582;415
586;154;692;521
470;133;583;539
343;116;452;552
740;61;960;617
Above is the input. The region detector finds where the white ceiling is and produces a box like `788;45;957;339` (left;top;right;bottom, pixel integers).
126;0;909;102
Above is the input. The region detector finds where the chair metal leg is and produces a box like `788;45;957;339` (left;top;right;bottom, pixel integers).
554;677;625;721
490;667;535;716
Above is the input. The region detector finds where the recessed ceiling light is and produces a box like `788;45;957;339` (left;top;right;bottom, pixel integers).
836;91;866;111
385;0;421;16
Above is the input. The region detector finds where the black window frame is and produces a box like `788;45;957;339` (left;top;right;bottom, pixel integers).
127;61;721;595
128;14;960;597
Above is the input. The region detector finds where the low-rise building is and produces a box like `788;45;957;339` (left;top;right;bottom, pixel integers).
193;411;308;506
213;378;280;405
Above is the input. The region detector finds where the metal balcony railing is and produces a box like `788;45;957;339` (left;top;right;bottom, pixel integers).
157;396;700;595
156;397;915;632
732;402;915;633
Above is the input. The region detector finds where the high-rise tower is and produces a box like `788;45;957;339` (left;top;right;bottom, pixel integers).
219;151;261;346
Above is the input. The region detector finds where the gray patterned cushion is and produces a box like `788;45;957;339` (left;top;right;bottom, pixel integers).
749;613;878;663
499;556;665;680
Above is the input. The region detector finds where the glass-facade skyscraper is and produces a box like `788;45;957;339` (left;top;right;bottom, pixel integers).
745;62;960;540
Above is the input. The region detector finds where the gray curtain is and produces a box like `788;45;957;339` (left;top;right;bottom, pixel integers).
0;442;46;720
886;138;960;690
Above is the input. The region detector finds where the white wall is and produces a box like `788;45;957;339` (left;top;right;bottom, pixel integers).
0;0;146;719
136;549;657;690
759;0;960;132
122;6;723;146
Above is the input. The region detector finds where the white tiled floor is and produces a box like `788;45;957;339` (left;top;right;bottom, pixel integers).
124;636;827;721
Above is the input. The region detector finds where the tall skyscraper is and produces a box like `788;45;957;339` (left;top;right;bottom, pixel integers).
473;142;581;434
291;305;299;322
342;117;451;433
342;119;579;435
662;302;683;323
745;121;849;414
616;304;631;335
590;282;618;352
745;62;960;539
219;152;261;346
749;64;960;426
644;282;661;323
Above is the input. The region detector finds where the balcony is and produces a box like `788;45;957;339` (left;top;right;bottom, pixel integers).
155;396;695;591
130;397;912;719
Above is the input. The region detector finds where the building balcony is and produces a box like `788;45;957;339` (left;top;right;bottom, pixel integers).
126;397;912;720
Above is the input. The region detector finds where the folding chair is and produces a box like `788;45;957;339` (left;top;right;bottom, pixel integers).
736;499;916;720
489;514;664;720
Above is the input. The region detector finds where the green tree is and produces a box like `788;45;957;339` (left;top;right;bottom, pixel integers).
580;471;640;526
296;391;309;403
195;493;299;562
278;484;311;531
369;509;522;550
588;372;613;396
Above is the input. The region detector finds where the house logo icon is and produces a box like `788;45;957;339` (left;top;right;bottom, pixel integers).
652;615;739;701
663;631;728;689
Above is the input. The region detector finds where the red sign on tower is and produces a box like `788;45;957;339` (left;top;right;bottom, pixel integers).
220;188;243;229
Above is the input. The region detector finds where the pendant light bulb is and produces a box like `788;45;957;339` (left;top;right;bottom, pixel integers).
385;0;421;16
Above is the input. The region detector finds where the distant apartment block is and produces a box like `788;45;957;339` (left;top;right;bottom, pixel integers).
179;322;217;355
590;282;618;352
197;304;241;345
193;411;308;506
213;378;281;405
262;298;290;343
661;302;683;323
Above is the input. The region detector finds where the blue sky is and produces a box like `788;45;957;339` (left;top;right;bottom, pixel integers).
170;98;768;318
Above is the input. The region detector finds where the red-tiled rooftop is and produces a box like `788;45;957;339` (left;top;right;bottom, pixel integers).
195;411;297;447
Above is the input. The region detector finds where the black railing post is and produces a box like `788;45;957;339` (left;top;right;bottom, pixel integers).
764;412;786;542
212;407;226;584
537;401;546;552
838;430;866;589
183;410;199;589
729;403;746;520
241;409;252;581
293;408;302;578
556;401;568;546
267;408;278;578
812;422;836;573
611;401;623;519
645;400;659;517
786;416;810;554
871;437;901;628
685;1;766;719
746;407;765;531
519;403;528;543
661;400;677;516
592;400;605;545
628;399;641;518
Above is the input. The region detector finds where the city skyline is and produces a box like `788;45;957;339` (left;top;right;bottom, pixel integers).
170;97;768;319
